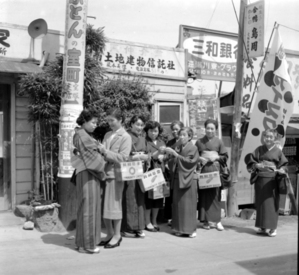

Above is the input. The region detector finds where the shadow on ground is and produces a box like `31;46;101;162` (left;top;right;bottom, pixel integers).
235;253;297;275
41;232;77;251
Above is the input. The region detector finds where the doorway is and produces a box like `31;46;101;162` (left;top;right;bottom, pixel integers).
0;84;11;210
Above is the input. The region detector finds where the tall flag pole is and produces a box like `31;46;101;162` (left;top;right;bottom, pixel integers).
240;27;294;179
227;0;247;217
58;0;88;229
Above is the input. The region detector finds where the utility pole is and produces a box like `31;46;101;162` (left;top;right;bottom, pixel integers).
58;0;88;230
227;0;247;217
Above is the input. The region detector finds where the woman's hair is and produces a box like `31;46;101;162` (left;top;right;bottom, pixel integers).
179;127;194;140
264;129;278;139
144;120;163;137
129;115;146;127
76;109;97;126
106;108;124;123
204;118;218;130
170;120;184;130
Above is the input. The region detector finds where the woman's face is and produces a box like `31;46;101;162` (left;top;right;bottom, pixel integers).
205;123;216;139
107;115;122;131
82;117;98;133
264;132;275;147
148;127;159;141
131;119;144;136
171;124;181;139
179;130;190;145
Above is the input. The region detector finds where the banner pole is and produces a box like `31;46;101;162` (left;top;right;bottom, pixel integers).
227;0;247;217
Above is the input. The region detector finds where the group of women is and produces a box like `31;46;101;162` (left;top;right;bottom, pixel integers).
71;108;288;254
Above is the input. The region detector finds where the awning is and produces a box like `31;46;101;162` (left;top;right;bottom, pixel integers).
0;61;43;74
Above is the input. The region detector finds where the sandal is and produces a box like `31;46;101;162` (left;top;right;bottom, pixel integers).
78;247;100;254
256;228;267;234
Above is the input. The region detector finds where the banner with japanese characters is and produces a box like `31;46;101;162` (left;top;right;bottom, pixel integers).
58;0;87;178
244;0;265;58
179;25;238;82
241;51;299;116
99;39;186;79
239;29;294;178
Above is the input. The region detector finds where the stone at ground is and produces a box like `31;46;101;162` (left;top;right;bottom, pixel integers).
23;221;34;230
33;207;64;232
14;204;33;220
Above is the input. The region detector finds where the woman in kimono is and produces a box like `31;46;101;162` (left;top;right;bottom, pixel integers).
71;110;106;254
97;108;131;249
165;127;199;238
144;120;166;232
121;115;149;238
164;120;184;226
196;119;228;231
245;129;288;237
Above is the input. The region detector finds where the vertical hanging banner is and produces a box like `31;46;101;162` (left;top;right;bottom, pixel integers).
244;0;265;58
58;0;88;177
239;29;294;178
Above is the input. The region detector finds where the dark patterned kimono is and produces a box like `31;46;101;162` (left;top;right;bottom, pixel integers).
121;130;147;232
246;145;288;229
72;128;105;250
144;137;166;209
195;136;228;223
169;141;199;234
164;138;180;220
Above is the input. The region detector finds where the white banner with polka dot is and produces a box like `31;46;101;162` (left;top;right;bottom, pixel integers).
239;29;294;178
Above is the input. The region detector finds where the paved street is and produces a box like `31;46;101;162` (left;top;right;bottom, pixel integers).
0;212;297;275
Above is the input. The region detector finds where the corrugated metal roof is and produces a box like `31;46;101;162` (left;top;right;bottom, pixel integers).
0;61;43;74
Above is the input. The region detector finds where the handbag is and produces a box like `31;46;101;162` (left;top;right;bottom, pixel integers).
197;171;222;189
220;163;232;189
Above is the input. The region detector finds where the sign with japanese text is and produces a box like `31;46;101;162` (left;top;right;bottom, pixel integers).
240;30;294;178
58;0;87;178
179;25;238;82
244;0;265;58
99;39;186;79
187;80;221;140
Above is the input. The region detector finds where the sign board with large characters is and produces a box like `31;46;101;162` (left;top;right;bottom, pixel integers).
244;0;265;58
98;39;187;80
179;25;238;82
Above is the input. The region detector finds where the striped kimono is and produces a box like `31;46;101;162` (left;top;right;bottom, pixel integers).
72;128;106;249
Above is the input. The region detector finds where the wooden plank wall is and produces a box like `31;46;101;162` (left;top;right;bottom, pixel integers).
15;95;33;204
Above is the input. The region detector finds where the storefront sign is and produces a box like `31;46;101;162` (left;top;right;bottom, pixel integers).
58;0;87;178
99;39;186;79
179;25;238;82
244;0;265;58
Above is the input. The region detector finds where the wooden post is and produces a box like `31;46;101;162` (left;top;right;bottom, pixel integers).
58;0;88;230
227;0;247;217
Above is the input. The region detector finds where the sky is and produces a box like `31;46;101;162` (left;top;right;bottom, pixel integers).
1;0;299;51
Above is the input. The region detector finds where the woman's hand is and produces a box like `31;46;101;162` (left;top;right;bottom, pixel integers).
157;154;165;162
132;153;148;161
97;143;106;155
199;156;208;166
277;168;287;175
164;147;178;158
255;163;264;170
209;156;219;162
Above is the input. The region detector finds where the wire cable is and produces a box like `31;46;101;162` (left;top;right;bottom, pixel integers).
278;24;299;33
206;0;220;29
